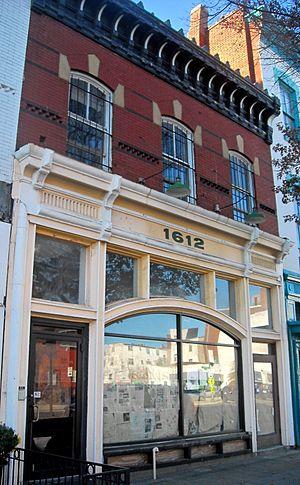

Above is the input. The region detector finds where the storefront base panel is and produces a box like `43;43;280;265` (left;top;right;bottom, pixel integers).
104;433;251;468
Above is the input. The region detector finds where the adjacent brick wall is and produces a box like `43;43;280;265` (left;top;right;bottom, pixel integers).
208;10;263;85
17;12;278;235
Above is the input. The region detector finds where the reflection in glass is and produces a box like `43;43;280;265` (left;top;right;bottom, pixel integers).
150;263;202;302
254;362;275;435
103;337;179;443
106;253;137;305
249;285;272;328
32;235;85;304
35;339;77;421
182;316;235;345
103;313;240;443
216;278;235;318
106;314;177;339
183;344;239;435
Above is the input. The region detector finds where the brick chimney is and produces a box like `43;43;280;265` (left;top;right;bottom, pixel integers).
187;4;209;48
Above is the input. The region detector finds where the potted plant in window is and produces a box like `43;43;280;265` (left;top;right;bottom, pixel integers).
0;423;20;475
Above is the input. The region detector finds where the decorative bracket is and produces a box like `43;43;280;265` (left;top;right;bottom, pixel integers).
32;149;54;189
276;237;293;264
244;226;259;276
100;174;122;240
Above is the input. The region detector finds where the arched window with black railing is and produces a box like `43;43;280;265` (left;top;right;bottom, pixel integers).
229;152;256;223
162;118;196;204
67;73;112;171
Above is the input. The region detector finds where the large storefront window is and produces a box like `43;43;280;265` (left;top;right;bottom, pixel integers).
104;313;240;444
32;235;85;304
150;263;203;302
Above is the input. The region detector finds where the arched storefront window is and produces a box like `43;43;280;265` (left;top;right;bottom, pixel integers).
103;313;241;444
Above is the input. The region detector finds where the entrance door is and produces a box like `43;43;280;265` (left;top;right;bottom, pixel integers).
26;321;87;460
290;335;300;446
253;352;281;448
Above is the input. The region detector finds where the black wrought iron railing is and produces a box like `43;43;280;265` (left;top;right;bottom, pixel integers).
0;448;130;484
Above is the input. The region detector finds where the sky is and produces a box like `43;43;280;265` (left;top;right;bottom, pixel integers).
133;0;198;33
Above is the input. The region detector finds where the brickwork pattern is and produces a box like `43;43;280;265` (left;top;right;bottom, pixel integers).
209;10;262;85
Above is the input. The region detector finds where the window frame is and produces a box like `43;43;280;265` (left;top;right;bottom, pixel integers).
105;251;138;306
103;312;242;445
32;232;87;305
216;276;236;319
229;152;256;223
162;118;196;204
279;81;297;130
67;72;112;171
249;283;273;330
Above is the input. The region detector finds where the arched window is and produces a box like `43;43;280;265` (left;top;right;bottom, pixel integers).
230;153;255;222
104;313;241;443
162;118;196;204
67;73;112;170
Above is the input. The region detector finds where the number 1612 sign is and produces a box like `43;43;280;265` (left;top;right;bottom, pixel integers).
163;228;204;250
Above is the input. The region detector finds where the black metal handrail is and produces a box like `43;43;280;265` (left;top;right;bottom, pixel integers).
0;448;130;484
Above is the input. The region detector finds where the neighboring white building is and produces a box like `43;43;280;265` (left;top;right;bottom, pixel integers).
0;0;31;385
259;46;300;273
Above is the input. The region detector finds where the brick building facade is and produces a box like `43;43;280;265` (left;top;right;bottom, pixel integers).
0;0;294;475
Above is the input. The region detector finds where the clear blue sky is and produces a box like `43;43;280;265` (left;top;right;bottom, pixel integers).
133;0;198;33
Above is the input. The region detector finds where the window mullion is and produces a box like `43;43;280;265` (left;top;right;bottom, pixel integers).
177;314;184;437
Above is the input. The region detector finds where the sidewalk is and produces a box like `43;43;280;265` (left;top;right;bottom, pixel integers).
131;447;300;484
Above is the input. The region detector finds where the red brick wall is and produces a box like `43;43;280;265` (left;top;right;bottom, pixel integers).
208;10;263;85
17;12;277;235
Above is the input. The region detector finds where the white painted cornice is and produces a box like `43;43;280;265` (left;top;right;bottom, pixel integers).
14;144;286;260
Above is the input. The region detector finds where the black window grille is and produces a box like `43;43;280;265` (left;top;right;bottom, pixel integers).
230;154;255;222
67;75;112;171
162;119;196;204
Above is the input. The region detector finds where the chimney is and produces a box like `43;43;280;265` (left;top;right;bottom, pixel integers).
187;4;209;48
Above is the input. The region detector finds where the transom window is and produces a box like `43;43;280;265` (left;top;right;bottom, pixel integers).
67;73;112;170
162;119;196;204
32;234;86;304
150;262;203;302
105;252;137;305
216;277;236;319
230;153;255;223
249;284;272;329
104;313;241;444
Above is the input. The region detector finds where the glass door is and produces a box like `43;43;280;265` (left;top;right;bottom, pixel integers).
253;350;281;448
26;322;87;466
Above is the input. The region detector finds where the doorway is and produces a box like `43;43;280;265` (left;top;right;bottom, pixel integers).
26;320;88;461
253;346;281;448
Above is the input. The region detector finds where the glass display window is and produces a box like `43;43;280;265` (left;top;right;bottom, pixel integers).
32;234;86;304
104;313;241;444
216;277;236;319
249;284;272;329
150;262;203;302
106;252;137;305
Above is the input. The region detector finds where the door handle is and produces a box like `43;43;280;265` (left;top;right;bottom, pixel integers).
32;404;40;422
